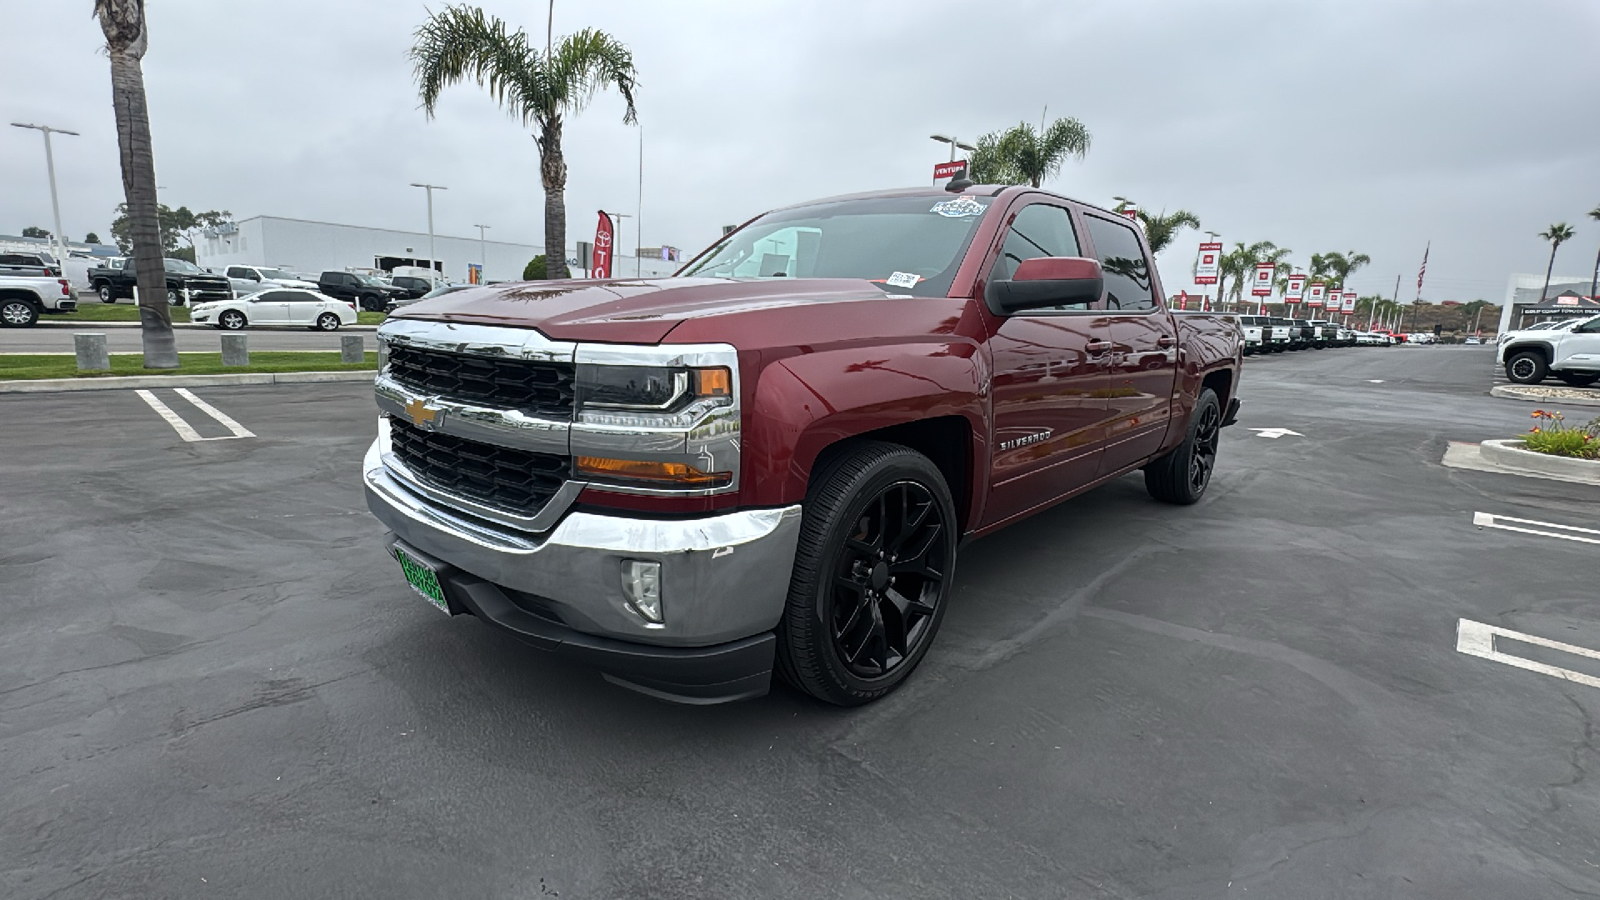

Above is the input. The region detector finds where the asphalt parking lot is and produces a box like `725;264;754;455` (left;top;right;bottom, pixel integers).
3;345;1597;899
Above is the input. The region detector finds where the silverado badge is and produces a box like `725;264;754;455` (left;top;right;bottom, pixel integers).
998;429;1052;451
404;397;443;430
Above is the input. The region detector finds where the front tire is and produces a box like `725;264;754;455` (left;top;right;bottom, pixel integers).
97;284;115;303
776;441;957;706
316;312;341;331
1;299;39;328
219;310;247;330
1145;387;1222;505
1505;351;1547;385
360;294;384;312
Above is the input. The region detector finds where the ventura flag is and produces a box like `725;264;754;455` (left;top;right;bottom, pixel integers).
592;211;615;279
1285;273;1307;304
1416;241;1430;302
1195;242;1222;285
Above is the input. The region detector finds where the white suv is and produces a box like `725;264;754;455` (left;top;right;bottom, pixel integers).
1498;315;1600;387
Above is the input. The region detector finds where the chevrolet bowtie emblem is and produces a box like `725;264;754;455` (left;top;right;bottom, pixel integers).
405;397;442;429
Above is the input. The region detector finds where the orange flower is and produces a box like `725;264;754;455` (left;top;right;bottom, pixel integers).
1531;427;1541;433
1532;410;1544;418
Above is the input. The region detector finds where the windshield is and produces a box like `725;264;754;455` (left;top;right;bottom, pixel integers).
164;259;202;274
356;274;390;286
677;194;994;297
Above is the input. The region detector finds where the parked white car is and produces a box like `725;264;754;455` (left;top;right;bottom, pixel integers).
189;288;358;331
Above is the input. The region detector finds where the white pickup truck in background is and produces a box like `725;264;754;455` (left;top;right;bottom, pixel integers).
0;274;79;327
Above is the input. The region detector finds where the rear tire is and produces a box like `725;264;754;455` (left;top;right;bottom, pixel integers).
1;299;39;328
775;441;957;706
316;312;341;331
1144;388;1222;505
1505;351;1548;385
1556;371;1600;388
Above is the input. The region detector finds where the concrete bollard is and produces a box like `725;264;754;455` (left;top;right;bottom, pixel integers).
75;333;110;372
221;333;249;367
340;334;365;364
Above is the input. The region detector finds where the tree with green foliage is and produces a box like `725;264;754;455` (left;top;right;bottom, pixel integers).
967;116;1091;187
1537;222;1576;302
1111;200;1201;255
1220;241;1282;309
21;225;52;239
1310;250;1371;291
95;0;176;368
412;5;638;280
523;255;570;280
85;231;102;244
110;202;231;257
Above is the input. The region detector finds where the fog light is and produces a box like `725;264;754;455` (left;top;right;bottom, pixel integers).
621;559;663;623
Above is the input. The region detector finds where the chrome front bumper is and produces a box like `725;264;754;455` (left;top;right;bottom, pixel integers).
362;433;803;648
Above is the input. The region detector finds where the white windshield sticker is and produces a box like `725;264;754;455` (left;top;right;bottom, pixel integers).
886;272;920;289
930;197;985;218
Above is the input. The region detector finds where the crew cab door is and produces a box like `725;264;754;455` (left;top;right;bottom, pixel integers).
982;201;1112;525
1082;213;1179;475
1556;317;1600;369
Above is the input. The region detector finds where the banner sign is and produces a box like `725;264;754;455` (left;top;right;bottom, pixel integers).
1307;281;1326;307
466;263;483;285
592;211;614;279
1285;273;1306;303
1194;242;1222;285
1119;204;1140;222
933;160;968;180
1251;262;1275;297
1342;291;1357;313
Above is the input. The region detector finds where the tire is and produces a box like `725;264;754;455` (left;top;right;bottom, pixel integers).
316;312;341;331
219;310;247;330
1505;351;1547;385
1;299;39;328
1556;371;1600;388
775;441;958;706
1144;387;1222;505
97;284;115;303
360;294;384;312
166;288;183;306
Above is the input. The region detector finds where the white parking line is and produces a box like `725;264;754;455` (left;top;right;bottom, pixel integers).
1456;619;1600;690
1472;511;1600;546
134;389;254;442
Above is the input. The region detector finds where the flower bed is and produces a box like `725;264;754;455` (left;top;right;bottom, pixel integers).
1519;410;1600;460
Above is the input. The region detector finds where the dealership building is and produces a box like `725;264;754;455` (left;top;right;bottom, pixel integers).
194;215;682;283
1498;273;1599;332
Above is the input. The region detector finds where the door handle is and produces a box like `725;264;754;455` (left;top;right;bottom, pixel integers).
1086;340;1113;353
1157;336;1177;348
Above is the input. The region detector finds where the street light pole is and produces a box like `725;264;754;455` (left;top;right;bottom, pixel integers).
928;134;976;184
11;122;79;271
473;223;490;283
609;212;633;277
409;183;447;287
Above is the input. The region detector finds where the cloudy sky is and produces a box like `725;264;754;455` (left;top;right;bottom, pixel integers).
4;0;1599;300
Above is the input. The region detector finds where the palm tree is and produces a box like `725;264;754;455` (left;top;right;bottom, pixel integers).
1537;222;1575;302
1110;201;1200;255
967;117;1091;188
94;0;176;368
1221;241;1280;309
1311;250;1371;291
1587;204;1599;303
411;5;638;279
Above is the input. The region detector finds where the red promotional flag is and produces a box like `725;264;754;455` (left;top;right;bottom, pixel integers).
592;211;615;279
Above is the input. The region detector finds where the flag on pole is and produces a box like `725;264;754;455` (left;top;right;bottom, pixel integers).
1415;241;1429;302
592;210;615;279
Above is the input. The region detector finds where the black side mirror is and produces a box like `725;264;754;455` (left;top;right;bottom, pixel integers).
985;257;1104;316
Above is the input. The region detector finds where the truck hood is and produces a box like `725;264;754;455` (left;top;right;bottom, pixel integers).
389;277;894;343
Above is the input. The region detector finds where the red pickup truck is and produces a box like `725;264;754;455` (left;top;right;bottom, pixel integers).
364;184;1242;705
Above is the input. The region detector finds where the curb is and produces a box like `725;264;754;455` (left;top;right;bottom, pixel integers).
0;370;377;394
1490;385;1600;408
1478;439;1600;485
35;321;380;332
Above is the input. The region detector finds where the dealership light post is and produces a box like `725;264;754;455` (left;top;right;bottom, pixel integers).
929;134;976;184
11;122;79;270
473;223;490;283
608;212;633;275
409;182;447;287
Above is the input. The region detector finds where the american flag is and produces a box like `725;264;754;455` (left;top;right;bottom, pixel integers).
1415;241;1430;301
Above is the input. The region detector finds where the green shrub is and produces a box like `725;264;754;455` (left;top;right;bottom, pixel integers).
1520;410;1600;459
523;255;571;281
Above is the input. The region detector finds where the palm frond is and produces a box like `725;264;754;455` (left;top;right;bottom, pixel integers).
410;5;543;126
548;27;639;124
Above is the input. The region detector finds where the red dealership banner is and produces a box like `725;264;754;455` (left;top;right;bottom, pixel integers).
1342;291;1357;313
1285;273;1306;304
1251;262;1275;296
1307;282;1326;307
932;160;968;180
592;211;614;279
1194;242;1222;285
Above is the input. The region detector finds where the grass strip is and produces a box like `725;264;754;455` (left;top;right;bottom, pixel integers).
53;305;386;326
0;351;379;381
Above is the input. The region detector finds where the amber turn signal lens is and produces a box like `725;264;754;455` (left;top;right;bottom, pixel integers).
575;456;732;487
692;366;732;398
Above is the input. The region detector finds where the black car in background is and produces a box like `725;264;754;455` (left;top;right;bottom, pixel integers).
317;271;408;312
387;276;435;300
88;257;232;306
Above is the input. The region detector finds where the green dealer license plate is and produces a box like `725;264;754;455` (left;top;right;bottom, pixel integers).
395;547;449;614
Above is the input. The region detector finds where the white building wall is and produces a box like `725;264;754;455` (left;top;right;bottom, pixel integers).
197;216;680;282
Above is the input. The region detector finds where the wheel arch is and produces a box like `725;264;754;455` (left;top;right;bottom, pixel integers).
1504;342;1553;364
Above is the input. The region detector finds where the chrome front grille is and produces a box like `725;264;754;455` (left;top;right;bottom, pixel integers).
388;418;568;516
387;344;575;418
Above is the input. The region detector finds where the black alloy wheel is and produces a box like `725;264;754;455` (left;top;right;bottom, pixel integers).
776;441;958;705
1186;400;1221;495
829;480;948;680
1144;387;1222;505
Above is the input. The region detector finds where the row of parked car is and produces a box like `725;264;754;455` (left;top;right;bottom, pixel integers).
1231;315;1387;354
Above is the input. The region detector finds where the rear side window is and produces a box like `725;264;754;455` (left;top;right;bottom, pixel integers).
1084;216;1155;311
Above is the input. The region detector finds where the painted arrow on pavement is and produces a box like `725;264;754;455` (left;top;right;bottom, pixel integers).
1249;428;1303;439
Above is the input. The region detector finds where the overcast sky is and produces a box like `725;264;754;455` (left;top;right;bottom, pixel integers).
4;0;1599;300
